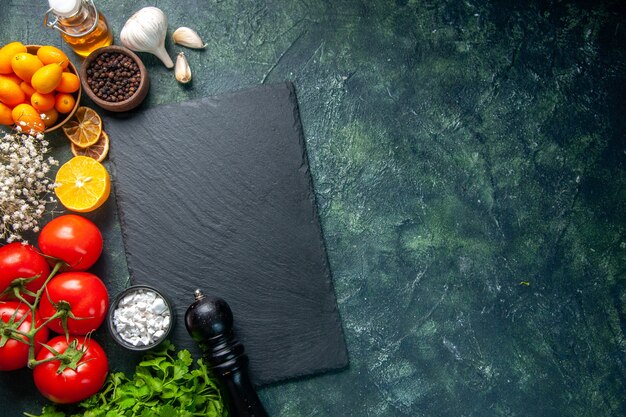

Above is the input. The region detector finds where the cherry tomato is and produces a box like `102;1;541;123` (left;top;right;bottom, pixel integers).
33;335;108;404
0;243;50;302
38;272;108;335
38;215;103;271
0;301;49;371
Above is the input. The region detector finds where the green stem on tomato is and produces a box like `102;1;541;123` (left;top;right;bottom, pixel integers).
12;287;34;310
20;289;37;298
34;310;64;334
28;354;64;368
24;261;64;369
4;259;87;371
8;328;30;338
35;261;64;300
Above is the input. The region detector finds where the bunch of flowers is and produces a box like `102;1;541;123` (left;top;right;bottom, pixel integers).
0;128;58;243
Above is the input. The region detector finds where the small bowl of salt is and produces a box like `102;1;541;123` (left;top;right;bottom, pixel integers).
107;285;174;351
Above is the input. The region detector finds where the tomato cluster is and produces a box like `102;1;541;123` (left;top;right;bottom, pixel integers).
0;214;109;404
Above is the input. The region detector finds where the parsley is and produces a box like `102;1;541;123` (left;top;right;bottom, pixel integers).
26;341;227;417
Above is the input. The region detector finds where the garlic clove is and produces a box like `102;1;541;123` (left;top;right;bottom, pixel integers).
172;27;207;49
175;52;192;84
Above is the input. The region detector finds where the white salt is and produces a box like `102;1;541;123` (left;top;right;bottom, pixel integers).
112;289;171;347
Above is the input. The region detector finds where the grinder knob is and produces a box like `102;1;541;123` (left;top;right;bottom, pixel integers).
186;289;233;341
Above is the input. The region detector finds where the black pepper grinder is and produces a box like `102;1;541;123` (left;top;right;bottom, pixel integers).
185;289;269;417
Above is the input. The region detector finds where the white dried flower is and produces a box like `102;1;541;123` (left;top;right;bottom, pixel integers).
0;130;57;243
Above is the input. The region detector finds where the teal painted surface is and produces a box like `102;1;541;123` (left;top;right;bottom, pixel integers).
1;1;625;416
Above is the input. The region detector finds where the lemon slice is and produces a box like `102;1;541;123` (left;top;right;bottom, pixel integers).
55;156;110;212
71;131;110;162
62;106;102;148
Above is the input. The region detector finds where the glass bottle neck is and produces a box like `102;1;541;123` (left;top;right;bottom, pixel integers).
54;1;97;37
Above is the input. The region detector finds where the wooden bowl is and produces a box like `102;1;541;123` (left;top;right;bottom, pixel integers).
26;45;81;133
79;45;149;113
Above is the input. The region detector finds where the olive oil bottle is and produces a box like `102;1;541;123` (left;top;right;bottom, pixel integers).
45;0;113;57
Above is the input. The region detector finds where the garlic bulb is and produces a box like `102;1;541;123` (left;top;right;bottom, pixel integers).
120;7;174;68
172;27;207;49
175;52;191;84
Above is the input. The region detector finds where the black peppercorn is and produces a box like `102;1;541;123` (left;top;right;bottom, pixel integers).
87;52;141;103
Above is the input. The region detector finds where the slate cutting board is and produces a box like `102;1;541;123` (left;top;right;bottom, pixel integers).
105;82;348;386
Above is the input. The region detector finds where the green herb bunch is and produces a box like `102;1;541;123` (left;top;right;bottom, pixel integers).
27;341;227;417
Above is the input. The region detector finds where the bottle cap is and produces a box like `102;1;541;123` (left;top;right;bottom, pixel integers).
48;0;81;17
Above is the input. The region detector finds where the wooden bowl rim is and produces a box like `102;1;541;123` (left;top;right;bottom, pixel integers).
25;45;82;134
79;45;149;112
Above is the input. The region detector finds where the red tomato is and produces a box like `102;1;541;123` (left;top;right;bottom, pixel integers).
38;272;109;335
38;215;103;271
33;335;108;404
0;301;49;371
0;243;50;302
